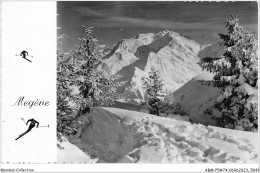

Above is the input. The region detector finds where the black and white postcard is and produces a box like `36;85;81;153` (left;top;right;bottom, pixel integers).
1;1;259;172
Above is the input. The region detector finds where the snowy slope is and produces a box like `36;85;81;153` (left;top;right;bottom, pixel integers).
99;31;208;102
172;73;219;126
57;136;97;163
173;69;258;130
58;107;258;163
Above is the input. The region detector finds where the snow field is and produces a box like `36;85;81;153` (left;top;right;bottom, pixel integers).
58;107;258;163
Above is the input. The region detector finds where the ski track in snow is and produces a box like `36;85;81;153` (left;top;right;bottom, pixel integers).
58;107;258;163
113;109;257;163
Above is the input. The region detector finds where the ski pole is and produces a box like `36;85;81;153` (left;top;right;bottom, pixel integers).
21;118;26;124
38;125;50;128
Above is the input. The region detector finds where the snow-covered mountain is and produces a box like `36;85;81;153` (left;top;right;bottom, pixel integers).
98;30;210;102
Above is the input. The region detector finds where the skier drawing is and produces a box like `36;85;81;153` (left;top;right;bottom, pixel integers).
16;50;33;62
20;50;28;59
15;118;39;140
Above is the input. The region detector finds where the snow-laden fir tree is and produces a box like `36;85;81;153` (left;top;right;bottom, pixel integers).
142;66;164;116
199;16;258;132
160;90;175;115
57;26;122;138
69;25;122;115
57;43;75;138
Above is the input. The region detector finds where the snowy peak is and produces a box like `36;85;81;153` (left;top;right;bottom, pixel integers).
113;33;155;54
99;30;210;102
135;33;172;58
134;33;155;40
111;30;202;56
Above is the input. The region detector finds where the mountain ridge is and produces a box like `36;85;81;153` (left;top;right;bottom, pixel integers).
99;30;211;102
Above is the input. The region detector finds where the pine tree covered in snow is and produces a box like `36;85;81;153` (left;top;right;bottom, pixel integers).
57;26;122;138
57;44;75;138
142;66;164;116
161;91;175;114
69;26;123;114
199;16;258;132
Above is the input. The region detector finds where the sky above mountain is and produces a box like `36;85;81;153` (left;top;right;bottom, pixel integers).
57;1;257;52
